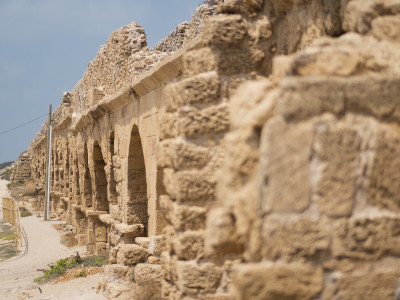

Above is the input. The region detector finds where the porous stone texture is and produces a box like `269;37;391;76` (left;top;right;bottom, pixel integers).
20;0;400;299
10;152;32;183
154;0;223;52
233;262;323;300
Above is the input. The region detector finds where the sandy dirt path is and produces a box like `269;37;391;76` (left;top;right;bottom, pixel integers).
0;180;106;299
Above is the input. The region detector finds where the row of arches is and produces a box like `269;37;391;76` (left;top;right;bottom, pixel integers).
71;125;149;231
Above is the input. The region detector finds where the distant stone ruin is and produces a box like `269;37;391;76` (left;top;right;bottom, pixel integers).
13;0;400;299
10;152;31;183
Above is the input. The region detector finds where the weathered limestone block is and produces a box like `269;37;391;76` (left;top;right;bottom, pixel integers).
94;223;107;242
163;168;216;203
262;217;329;260
292;45;362;77
134;264;163;300
260;117;313;213
149;235;164;256
269;0;308;13
202;15;247;45
160;251;178;283
219;129;260;191
219;0;264;16
159;111;179;140
183;47;264;76
165;72;221;112
109;231;122;248
104;263;134;281
183;48;218;76
178;104;230;138
215;47;265;75
229;79;276;130
176;261;223;295
117;244;149;266
135;237;150;249
162;279;182;300
366;128;400;211
344;75;400;120
333;217;400;259
233;262;323;300
343;0;400;35
157;139;211;170
277;76;346;121
87;229;95;244
325;271;400;300
160;195;207;230
205;207;243;255
77;234;86;246
313;120;361;217
371;15;400;43
114;223;145;236
278;75;400;122
127;202;148;225
134;263;163;284
100;264;135;300
173;230;205;260
96;241;107;256
148;256;161;264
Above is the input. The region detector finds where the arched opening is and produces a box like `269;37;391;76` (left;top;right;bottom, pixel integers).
74;156;80;205
109;132;118;204
59;151;64;190
83;143;93;208
127;125;148;229
65;152;70;193
93;142;109;212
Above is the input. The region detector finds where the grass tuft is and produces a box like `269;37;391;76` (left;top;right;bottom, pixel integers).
20;206;32;217
34;255;108;283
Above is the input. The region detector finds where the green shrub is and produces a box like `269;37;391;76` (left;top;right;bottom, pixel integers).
19;207;32;218
34;255;109;283
0;244;17;261
0;230;17;241
8;181;23;188
20;211;32;218
74;270;87;278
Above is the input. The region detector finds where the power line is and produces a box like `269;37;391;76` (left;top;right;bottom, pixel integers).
0;113;48;135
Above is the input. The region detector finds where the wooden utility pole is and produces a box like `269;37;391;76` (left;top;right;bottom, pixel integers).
44;105;52;220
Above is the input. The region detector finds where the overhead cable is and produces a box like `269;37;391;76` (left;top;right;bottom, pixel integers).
0;113;47;135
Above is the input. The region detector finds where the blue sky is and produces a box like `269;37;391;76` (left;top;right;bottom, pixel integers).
0;0;203;163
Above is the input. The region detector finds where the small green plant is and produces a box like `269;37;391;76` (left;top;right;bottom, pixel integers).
0;244;17;261
7;181;23;188
0;230;17;241
19;207;32;218
21;211;32;217
35;257;79;283
74;270;87;278
84;255;109;267
34;255;109;283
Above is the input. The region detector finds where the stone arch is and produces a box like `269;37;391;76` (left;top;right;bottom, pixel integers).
93;141;109;212
83;143;93;208
127;125;148;229
65;150;70;193
58;149;64;189
74;155;80;204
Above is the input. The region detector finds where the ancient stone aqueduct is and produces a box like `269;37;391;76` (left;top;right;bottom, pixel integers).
10;0;400;298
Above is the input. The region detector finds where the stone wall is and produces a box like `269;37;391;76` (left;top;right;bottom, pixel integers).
23;0;400;299
10;152;32;183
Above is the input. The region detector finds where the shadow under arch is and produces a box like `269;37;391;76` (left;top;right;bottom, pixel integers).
93;141;109;212
127;124;148;232
83;142;93;208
